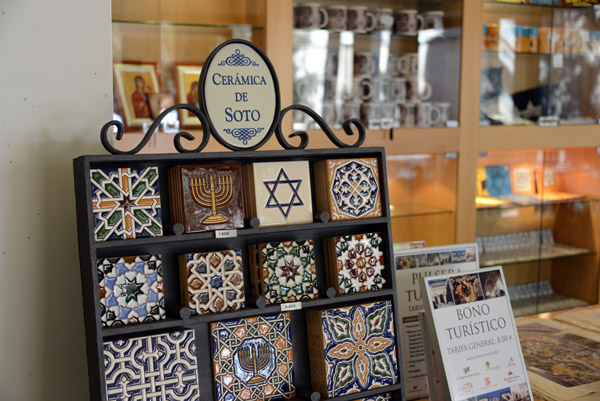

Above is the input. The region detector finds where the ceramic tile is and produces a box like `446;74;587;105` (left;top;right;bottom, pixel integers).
91;166;163;241
331;232;386;294
104;329;200;401
253;240;317;304
353;393;391;401
182;249;245;314
98;254;165;327
171;163;244;233
246;161;313;227
325;158;382;221
308;301;398;398
211;312;295;401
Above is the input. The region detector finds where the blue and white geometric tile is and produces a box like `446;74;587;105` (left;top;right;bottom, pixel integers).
104;329;199;400
98;254;165;327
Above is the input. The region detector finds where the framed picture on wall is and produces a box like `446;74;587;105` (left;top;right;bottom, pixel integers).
175;64;203;127
113;62;159;131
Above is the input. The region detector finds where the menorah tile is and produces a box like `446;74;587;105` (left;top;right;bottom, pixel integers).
314;158;382;222
181;249;245;314
250;240;317;304
98;254;165;327
306;301;398;398
211;313;295;401
170;163;244;233
91;166;163;241
104;329;200;401
325;232;386;294
244;161;313;227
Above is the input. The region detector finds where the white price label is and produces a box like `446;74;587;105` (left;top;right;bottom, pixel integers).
280;302;302;311
552;53;563;69
446;120;459;128
215;229;238;238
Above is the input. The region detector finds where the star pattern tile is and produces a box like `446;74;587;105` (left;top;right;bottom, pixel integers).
98;254;165;327
251;240;318;304
181;249;246;314
91;166;163;241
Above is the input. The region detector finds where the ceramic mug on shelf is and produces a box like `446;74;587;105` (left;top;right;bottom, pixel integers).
343;77;373;102
394;9;420;35
347;6;376;33
353;51;376;76
297;3;329;29
416;79;433;101
398;52;419;77
361;103;381;129
373;78;394;103
416;102;442;127
380;103;395;129
343;102;361;121
326;5;347;31
385;55;400;77
326;53;339;77
391;77;408;103
321;103;338;126
294;76;317;102
323;78;337;102
433;102;451;127
399;102;416;127
375;8;394;32
421;10;444;30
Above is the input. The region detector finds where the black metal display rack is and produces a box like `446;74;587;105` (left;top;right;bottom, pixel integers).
74;147;405;401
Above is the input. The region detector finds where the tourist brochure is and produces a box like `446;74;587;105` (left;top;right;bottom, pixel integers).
394;243;479;399
420;266;533;401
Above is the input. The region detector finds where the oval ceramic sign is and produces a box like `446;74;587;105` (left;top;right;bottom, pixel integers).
199;40;280;151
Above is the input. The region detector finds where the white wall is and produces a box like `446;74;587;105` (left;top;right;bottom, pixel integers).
0;1;112;400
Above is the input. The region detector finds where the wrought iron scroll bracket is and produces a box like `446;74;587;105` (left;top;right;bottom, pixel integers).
274;104;365;150
100;104;211;155
100;103;365;154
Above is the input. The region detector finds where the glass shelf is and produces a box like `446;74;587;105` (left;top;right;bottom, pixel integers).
484;0;599;9
390;203;453;218
113;19;264;30
483;49;551;56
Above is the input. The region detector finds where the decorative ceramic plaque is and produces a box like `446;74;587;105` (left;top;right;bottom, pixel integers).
200;39;279;150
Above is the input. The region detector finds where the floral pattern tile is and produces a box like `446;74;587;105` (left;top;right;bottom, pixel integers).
253;240;317;304
309;301;398;398
98;254;165;327
91;166;163;241
211;313;295;401
332;232;386;294
104;329;200;401
327;158;382;221
182;249;245;314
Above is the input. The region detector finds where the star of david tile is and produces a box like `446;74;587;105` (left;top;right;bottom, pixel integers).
306;301;398;398
104;329;200;401
251;240;318;304
245;161;313;227
98;254;165;327
327;232;386;294
91;166;163;241
315;158;382;222
181;249;245;314
264;169;304;219
211;313;295;401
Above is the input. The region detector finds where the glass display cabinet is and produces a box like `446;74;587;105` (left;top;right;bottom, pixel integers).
481;1;600;126
387;153;458;248
110;0;266;136
476;147;600;316
292;0;463;131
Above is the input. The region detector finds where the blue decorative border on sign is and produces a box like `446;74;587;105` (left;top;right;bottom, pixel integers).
223;127;264;145
218;49;259;67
